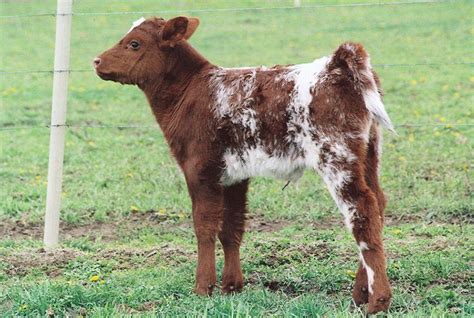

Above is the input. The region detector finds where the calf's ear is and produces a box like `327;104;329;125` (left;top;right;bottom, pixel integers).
161;16;200;47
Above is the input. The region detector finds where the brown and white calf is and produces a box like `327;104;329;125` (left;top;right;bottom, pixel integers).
94;16;394;313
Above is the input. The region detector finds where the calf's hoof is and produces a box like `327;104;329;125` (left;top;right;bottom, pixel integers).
352;266;369;305
367;292;392;314
194;283;215;296
221;279;244;295
352;285;369;306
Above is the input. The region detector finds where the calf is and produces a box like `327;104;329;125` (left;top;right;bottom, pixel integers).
94;16;394;313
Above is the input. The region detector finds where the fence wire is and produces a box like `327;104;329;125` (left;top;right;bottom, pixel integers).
0;62;473;76
1;0;471;134
0;0;454;19
0;123;472;132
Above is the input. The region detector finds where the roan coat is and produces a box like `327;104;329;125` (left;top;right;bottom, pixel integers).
94;16;394;314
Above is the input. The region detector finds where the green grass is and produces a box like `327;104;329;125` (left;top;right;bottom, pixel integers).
0;0;473;316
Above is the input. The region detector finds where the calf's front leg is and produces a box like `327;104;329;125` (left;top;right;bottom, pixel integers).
219;180;248;294
187;179;224;296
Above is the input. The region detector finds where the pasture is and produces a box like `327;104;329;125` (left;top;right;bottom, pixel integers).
0;0;472;316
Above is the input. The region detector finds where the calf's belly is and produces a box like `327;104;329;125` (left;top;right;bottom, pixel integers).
221;145;308;185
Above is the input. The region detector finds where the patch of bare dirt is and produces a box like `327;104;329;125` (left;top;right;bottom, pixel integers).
4;248;85;277
0;212;171;242
263;280;298;295
384;214;424;226
3;244;194;278
95;244;194;269
246;214;290;232
1;212;292;242
247;239;334;269
1;211;469;243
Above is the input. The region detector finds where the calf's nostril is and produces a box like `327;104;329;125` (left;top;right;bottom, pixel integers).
93;58;101;67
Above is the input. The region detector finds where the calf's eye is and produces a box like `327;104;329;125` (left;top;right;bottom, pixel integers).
130;40;140;50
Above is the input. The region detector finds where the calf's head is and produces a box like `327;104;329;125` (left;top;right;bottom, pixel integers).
94;16;200;86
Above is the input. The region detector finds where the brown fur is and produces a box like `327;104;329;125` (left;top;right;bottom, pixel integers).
94;16;392;313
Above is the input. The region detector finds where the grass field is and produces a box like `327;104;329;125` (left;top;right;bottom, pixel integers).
1;0;473;316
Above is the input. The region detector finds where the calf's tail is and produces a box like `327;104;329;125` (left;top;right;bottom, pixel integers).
331;42;396;133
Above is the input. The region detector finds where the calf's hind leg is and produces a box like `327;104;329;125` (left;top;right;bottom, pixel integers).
319;159;391;314
353;124;387;305
218;179;248;294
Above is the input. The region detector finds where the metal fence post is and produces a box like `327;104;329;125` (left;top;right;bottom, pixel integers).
44;0;73;248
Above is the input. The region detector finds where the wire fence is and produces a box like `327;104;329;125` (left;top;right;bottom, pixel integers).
1;0;472;132
0;123;472;132
0;0;455;19
1;62;473;76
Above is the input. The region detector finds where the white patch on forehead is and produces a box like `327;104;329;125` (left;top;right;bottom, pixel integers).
127;17;146;34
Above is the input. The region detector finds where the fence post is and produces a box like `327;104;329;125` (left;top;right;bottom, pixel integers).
44;0;73;248
294;0;301;7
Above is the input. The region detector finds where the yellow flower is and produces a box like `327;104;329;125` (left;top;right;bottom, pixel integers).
346;269;356;278
90;275;100;282
410;79;417;85
2;87;18;96
434;131;441;136
398;156;406;162
158;208;166;216
99;280;106;284
130;205;139;212
408;134;415;142
19;304;28;311
391;229;402;235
